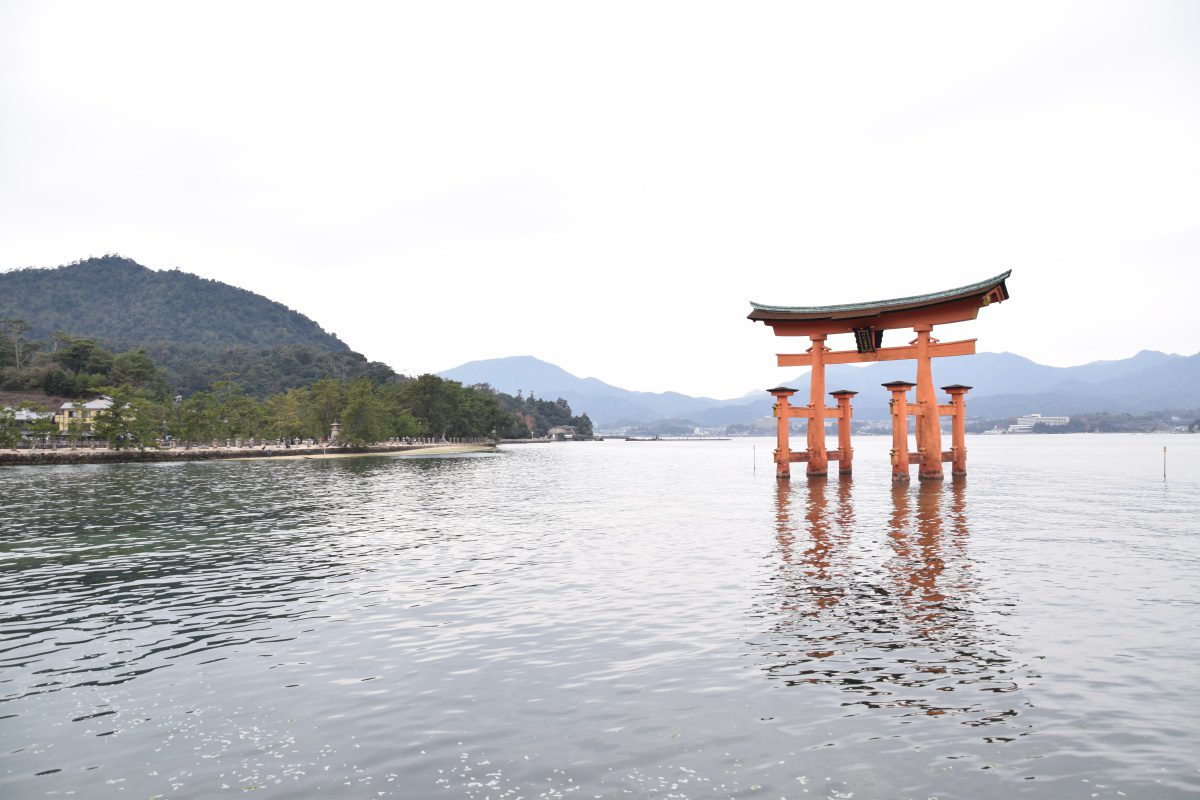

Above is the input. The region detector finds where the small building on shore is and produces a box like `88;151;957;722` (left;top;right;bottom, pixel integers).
54;396;113;433
3;407;55;438
547;425;578;440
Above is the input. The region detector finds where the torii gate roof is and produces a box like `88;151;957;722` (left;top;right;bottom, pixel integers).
748;270;1011;325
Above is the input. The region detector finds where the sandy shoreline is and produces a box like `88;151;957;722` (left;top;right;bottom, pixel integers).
0;442;496;466
238;443;494;461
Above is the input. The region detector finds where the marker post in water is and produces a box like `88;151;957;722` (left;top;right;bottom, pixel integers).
1163;446;1167;481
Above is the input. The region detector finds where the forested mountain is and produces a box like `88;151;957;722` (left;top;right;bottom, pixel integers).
0;255;395;396
485;387;593;438
151;344;397;397
0;255;348;351
0;256;595;444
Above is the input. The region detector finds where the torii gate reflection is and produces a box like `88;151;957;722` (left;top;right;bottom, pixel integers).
763;481;1024;721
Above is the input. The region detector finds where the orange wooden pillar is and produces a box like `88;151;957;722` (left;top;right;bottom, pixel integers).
806;334;828;477
942;384;971;478
912;324;944;481
769;386;797;480
829;390;857;475
883;381;915;483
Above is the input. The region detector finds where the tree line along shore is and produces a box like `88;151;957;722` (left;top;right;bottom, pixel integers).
1;328;593;450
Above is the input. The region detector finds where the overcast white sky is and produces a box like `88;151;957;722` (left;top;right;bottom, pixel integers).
2;1;1198;398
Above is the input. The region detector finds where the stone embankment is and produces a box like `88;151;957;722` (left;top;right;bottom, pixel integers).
0;441;495;467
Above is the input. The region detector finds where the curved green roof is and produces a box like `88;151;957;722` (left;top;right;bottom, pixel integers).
749;270;1011;320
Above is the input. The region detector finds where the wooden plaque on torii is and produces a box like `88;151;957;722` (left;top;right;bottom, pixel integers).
749;271;1011;481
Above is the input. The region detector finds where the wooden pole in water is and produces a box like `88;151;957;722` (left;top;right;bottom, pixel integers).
1163;445;1167;481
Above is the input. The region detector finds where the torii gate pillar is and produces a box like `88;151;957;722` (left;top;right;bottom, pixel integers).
805;334;829;477
830;390;857;474
943;384;972;478
884;381;915;483
913;324;943;481
768;386;797;480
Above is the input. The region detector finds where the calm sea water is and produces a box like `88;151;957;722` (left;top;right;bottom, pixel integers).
1;435;1198;799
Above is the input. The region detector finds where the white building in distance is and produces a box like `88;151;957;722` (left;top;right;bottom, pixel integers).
1008;413;1070;433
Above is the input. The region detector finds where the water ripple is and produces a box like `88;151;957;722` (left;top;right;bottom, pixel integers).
1;437;1198;799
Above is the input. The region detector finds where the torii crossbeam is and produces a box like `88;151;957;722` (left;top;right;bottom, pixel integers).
749;271;1011;482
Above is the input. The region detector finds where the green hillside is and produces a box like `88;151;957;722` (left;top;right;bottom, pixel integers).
0;255;348;352
0;255;395;396
157;343;398;397
0;255;597;445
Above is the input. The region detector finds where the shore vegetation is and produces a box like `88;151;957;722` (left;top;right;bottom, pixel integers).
3;327;593;449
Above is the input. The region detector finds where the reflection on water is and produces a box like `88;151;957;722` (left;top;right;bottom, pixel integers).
2;437;1199;799
0;458;489;709
763;478;1029;733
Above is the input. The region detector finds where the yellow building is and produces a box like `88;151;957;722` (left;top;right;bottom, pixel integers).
54;396;113;433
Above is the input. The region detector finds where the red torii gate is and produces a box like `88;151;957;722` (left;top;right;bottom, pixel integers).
749;271;1011;482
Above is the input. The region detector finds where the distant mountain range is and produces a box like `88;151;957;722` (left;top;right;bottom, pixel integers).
6;256;1195;419
439;351;1200;426
439;356;753;424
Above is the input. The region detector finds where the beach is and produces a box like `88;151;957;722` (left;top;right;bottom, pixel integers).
0;441;495;466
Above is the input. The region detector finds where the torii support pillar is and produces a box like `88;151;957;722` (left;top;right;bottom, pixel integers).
884;381;915;483
942;384;971;478
804;334;830;478
769;386;797;479
912;325;944;481
830;390;857;475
